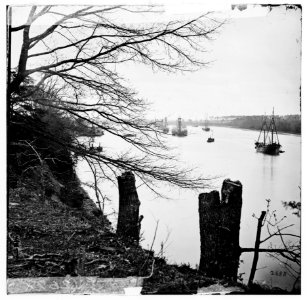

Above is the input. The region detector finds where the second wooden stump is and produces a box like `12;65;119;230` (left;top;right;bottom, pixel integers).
199;179;243;280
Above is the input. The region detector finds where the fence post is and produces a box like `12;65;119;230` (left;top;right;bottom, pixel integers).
199;179;243;280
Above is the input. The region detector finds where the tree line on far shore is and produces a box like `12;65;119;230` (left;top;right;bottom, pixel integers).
208;115;301;134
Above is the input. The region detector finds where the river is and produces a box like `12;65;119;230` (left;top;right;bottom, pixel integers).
76;126;301;291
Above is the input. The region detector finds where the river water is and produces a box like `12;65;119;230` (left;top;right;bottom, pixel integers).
77;126;301;291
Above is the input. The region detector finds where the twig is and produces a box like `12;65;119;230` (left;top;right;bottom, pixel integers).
150;220;159;252
85;258;108;266
142;258;155;279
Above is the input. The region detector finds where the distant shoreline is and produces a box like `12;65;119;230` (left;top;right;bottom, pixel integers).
206;124;301;137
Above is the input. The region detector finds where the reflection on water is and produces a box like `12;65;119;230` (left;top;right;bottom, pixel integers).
77;126;301;291
261;154;277;181
260;155;275;180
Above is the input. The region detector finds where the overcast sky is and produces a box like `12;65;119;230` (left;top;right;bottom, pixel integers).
116;5;301;119
9;3;301;119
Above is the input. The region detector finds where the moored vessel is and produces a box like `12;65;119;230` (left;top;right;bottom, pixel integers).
202;117;210;131
155;117;169;133
255;109;282;155
172;117;188;136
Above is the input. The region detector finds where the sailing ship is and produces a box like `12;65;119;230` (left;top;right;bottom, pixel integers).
255;109;282;155
207;131;214;143
155;117;169;133
162;117;169;134
202;116;210;131
172;117;188;136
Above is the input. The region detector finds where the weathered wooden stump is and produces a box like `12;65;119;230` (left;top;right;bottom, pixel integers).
199;179;242;280
117;172;141;243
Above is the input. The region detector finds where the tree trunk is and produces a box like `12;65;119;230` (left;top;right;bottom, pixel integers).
116;172;140;243
199;179;242;280
7;7;12;121
9;7;36;94
248;210;266;286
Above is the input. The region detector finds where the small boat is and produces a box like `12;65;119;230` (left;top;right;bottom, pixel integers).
172;117;188;136
207;132;214;143
163;127;169;134
123;133;136;138
255;109;282;155
96;144;103;152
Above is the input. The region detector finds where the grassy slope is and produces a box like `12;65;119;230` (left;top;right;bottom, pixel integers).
8;176;227;294
8;185;155;278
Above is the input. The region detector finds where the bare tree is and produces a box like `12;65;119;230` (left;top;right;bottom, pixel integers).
8;5;224;191
240;199;300;288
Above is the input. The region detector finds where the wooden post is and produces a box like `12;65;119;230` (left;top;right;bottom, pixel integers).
248;211;266;286
199;179;242;280
116;172;140;243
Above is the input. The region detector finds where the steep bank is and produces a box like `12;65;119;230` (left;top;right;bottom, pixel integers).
7;107;226;293
7;163;224;294
8;173;151;278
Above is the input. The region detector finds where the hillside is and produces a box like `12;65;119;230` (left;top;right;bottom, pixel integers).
7;163;230;294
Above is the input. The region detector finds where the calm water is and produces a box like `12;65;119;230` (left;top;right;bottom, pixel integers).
77;126;301;290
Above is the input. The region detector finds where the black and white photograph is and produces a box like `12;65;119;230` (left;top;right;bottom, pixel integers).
6;0;302;295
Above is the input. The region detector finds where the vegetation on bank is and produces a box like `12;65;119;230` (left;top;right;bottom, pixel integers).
7;161;232;294
208;115;301;134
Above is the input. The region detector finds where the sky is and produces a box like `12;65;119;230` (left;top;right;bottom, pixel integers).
116;5;302;119
8;2;302;120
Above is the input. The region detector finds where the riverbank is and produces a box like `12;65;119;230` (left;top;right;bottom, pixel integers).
8;163;299;294
7;165;232;294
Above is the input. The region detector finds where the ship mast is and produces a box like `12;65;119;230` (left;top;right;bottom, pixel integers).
257;114;266;144
271;107;275;144
263;126;266;144
178;117;182;132
271;107;280;145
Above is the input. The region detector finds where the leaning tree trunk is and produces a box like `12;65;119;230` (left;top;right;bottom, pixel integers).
248;210;266;286
116;172;141;243
199;179;243;281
